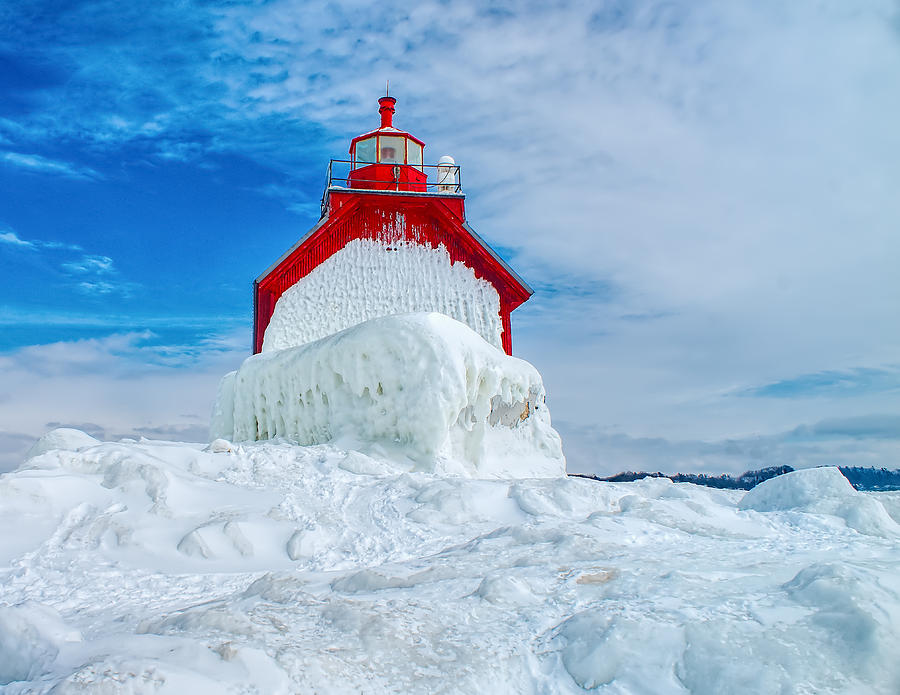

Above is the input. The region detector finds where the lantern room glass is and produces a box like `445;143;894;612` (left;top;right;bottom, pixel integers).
354;137;376;167
378;136;405;164
407;141;423;171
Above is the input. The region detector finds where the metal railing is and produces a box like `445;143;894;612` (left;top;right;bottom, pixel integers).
321;159;462;215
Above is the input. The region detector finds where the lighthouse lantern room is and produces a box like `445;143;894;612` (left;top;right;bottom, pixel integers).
253;94;533;356
347;96;427;192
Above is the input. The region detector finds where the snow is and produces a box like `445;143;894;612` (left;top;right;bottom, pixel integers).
0;603;79;686
739;466;900;537
25;428;100;461
262;239;503;352
2;436;900;693
213;312;565;478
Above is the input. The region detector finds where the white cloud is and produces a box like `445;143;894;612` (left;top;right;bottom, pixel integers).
61;254;115;274
75;281;118;295
0;228;81;252
0;230;135;296
0;230;34;248
56;253;138;296
0;152;101;180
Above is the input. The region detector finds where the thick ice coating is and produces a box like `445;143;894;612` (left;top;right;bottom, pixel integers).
212;312;565;478
262;239;503;351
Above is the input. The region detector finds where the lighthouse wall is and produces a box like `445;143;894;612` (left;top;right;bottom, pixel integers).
262;239;503;352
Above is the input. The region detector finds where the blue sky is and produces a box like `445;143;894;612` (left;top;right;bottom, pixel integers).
1;0;899;474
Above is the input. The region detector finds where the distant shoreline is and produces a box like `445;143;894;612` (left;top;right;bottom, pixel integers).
571;465;900;492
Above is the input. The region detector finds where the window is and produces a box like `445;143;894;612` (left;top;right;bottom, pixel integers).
407;141;423;171
354;137;376;167
379;136;405;164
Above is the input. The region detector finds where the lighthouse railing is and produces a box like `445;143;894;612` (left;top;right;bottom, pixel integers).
321;159;462;194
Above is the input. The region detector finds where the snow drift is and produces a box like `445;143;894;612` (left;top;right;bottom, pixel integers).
739;466;900;537
212;312;565;478
2;436;900;693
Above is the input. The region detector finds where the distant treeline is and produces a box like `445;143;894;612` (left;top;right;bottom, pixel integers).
838;467;900;492
571;465;900;492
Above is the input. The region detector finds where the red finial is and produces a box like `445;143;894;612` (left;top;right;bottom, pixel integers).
378;95;396;128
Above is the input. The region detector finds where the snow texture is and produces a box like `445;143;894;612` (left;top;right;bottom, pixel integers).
262;239;503;352
2;437;900;693
213;312;565;478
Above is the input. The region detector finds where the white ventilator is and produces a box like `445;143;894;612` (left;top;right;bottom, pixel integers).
437;155;458;192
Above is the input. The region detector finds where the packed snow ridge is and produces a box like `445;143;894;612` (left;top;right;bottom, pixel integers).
214;312;565;478
263;240;504;351
2;437;900;693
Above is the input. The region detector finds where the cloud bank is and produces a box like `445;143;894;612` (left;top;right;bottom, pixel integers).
0;331;246;472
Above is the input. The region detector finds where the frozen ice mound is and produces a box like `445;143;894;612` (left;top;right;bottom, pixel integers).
212;312;565;478
25;428;100;462
739;466;900;537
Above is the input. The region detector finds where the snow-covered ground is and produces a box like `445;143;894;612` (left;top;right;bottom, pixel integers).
2;432;899;693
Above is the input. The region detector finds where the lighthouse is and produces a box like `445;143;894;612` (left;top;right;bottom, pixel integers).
252;94;533;355
214;94;564;474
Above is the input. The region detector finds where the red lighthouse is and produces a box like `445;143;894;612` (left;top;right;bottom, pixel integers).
253;95;533;355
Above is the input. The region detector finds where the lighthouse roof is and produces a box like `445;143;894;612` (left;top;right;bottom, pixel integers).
349;128;426;153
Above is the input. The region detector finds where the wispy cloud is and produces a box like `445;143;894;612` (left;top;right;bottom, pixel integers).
0;230;34;247
74;281;121;295
790;415;900;442
0;228;81;252
1;227;133;296
0;306;246;330
254;182;322;217
58;252;137;297
61;254;115;275
1;151;101;180
743;368;900;399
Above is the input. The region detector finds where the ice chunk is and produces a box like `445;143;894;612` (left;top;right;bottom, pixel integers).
262;239;503;351
555;611;684;691
0;603;80;685
205;438;233;454
25;428;100;461
740;467;900;537
474;574;538;605
211;313;565;478
739;466;854;511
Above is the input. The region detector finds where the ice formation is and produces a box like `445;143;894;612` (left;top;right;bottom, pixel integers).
25;428;100;460
262;239;503;352
2;438;900;693
213;312;564;478
739;466;900;537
